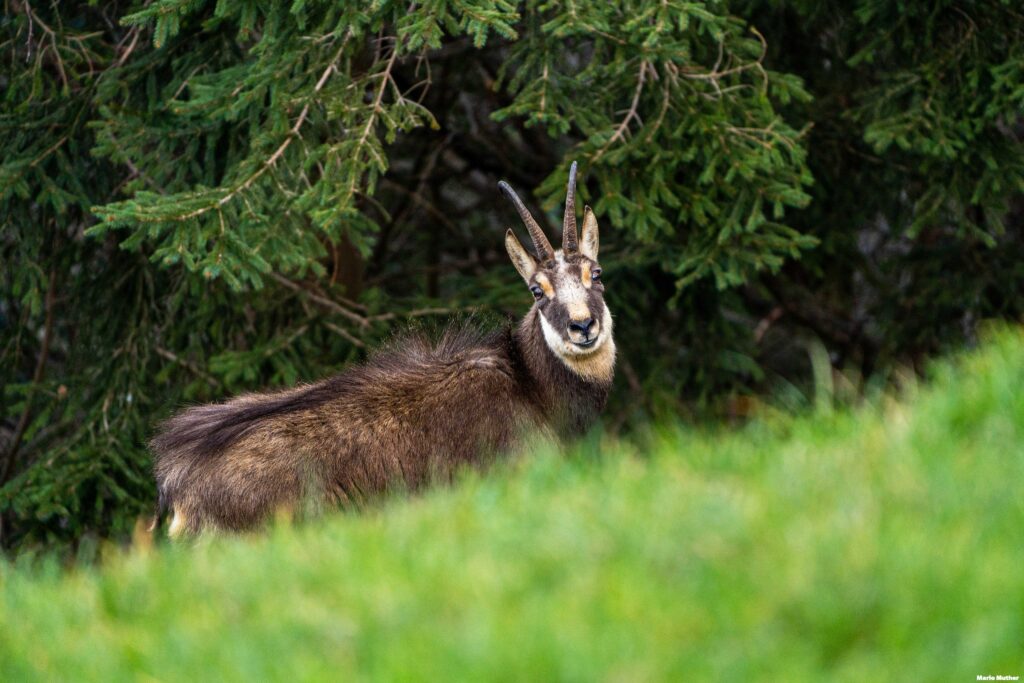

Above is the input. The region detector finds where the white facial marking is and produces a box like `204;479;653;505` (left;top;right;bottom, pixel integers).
539;303;613;358
539;305;616;383
535;255;614;382
581;209;599;260
558;271;591;320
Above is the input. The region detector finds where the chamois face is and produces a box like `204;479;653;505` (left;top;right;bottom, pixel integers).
524;248;610;359
500;163;616;376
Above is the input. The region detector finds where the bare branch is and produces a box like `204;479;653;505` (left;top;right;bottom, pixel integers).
323;321;366;348
269;273;371;329
114;25;141;68
154;346;221;388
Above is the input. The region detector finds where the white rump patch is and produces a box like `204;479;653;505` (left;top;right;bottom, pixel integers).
168;508;187;538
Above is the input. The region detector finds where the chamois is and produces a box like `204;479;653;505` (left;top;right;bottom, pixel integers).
152;162;615;536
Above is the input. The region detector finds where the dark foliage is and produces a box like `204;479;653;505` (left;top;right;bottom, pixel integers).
2;0;1021;554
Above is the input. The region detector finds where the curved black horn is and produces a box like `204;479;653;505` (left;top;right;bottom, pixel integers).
498;180;554;262
562;161;579;252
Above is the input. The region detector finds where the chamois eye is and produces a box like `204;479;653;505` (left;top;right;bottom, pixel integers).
592;268;602;282
529;285;543;299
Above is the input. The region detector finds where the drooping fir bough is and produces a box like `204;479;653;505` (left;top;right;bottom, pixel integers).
153;163;615;536
5;1;1022;555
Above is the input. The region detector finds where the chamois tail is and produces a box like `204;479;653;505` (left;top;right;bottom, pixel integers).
151;383;333;514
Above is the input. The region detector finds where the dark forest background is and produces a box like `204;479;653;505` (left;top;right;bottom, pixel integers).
2;0;1023;554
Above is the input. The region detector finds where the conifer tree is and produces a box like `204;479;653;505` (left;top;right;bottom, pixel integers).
2;1;1021;554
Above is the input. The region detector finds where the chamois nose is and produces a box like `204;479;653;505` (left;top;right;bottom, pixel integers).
568;317;595;336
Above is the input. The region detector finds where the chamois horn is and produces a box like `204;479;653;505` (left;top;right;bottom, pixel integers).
562;161;579;253
498;179;554;262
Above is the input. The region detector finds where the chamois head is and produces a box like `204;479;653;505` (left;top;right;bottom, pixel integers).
500;162;614;376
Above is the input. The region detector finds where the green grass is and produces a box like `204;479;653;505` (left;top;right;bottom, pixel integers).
3;329;1024;682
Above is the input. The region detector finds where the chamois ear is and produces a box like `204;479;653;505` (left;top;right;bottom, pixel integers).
581;206;599;260
505;229;538;283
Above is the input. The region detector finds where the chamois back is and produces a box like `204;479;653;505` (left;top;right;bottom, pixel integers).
152;326;543;533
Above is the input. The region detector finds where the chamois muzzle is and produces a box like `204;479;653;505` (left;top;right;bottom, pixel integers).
567;315;601;348
569;317;595;337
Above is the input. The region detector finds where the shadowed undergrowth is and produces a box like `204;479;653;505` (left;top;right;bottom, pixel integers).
2;329;1023;681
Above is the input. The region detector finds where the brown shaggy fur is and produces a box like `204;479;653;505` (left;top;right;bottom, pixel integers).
153;164;613;535
153;313;612;534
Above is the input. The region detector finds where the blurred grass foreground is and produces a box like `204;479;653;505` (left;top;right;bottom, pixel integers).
3;328;1023;681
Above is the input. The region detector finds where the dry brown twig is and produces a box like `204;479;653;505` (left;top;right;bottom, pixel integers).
269;273;370;329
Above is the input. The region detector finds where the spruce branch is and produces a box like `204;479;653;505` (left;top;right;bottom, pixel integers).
172;36;352;223
343;42;402;204
17;1;68;91
678;27;769;98
0;268;56;488
595;59;649;161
